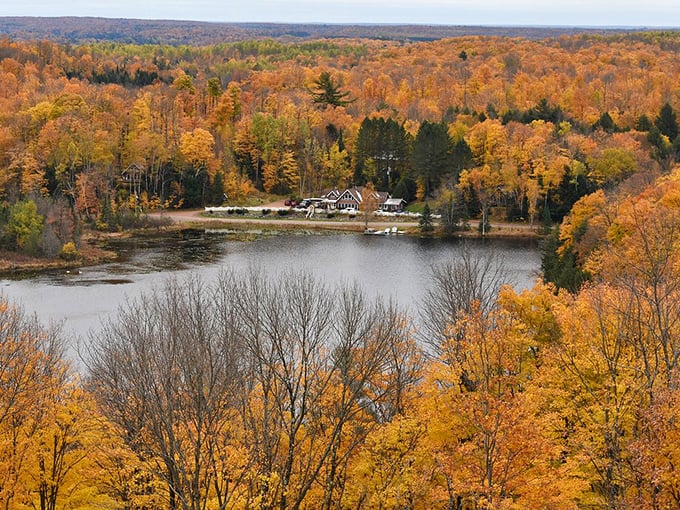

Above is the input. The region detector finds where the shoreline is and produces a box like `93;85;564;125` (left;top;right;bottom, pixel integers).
159;209;542;237
0;238;118;277
0;210;543;277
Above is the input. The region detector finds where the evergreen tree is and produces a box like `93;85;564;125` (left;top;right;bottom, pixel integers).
419;203;434;233
593;111;616;132
635;113;652;131
208;170;225;205
354;117;410;188
655;102;678;141
392;177;417;203
98;194;115;230
547;165;596;222
451;137;473;176
522;98;564;124
540;227;589;293
311;71;353;108
648;126;672;165
411;121;452;198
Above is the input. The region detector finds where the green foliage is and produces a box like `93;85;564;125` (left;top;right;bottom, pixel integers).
98;195;116;231
655;102;678;141
450;137;473;176
311;71;354;108
635;114;652;131
411;121;453;198
206;77;222;98
419;203;434;233
207;171;226;206
647;126;672;163
5;200;44;255
501;98;567;125
183;172;209;208
392;177;417;203
540;227;589;292
404;202;424;214
593;111;616;132
173;73;195;93
547;165;595;223
587;147;637;186
354;117;411;188
540;204;553;234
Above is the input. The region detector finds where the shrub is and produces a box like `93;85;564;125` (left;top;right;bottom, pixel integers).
261;208;271;215
277;209;290;216
326;212;335;219
59;241;80;261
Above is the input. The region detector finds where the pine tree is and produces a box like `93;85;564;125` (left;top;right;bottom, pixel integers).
655;102;678;141
419;203;434;233
311;71;353;108
412;121;452;198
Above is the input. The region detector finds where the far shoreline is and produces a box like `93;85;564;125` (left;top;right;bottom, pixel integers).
163;208;542;238
0;209;542;277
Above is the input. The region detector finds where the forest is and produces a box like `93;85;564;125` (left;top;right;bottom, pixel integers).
0;18;630;45
1;26;680;509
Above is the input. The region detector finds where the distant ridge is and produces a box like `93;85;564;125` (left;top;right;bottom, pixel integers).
0;16;668;45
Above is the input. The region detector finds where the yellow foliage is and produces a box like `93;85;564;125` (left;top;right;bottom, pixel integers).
59;241;80;261
180;127;215;170
558;189;608;261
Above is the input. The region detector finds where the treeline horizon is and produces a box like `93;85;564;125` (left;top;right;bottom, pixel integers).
0;17;651;46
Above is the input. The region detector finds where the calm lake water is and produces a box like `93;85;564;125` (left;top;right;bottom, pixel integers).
0;229;541;355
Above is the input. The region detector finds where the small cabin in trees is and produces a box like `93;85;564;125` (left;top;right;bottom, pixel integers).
379;197;407;212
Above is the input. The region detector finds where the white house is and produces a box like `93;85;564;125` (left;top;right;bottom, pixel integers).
322;187;402;211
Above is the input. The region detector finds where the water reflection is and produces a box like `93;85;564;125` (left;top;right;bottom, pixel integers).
1;230;541;347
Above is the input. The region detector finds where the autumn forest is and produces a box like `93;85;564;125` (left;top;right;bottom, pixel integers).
1;23;680;509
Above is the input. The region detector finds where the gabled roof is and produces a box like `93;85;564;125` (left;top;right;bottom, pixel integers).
323;186;393;205
324;188;341;200
337;187;362;202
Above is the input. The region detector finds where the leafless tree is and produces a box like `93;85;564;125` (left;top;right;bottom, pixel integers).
84;275;248;510
228;270;420;510
419;243;512;358
84;270;422;510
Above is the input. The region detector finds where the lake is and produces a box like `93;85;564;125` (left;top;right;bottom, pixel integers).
0;229;541;356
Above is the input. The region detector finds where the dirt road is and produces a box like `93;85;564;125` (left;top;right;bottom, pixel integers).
155;208;419;232
152;208;539;237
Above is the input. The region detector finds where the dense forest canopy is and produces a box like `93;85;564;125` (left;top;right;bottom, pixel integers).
0;17;643;45
3;21;680;510
0;28;678;259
